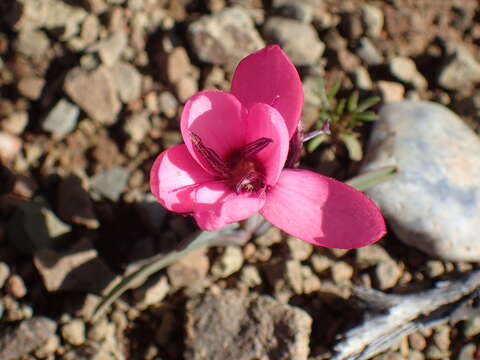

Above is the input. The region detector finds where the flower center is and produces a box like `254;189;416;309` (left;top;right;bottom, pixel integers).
189;132;272;194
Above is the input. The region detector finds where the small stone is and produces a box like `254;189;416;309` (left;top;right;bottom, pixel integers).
34;334;60;358
463;316;480;338
1;111;28;135
123;111;150;143
425;344;449;359
361;4;384;38
64;66;121;125
57;174;99;229
354;67;373;90
61;319;85;346
356;244;392;268
42;99;79;138
457;343;477;360
90;166;129;201
375;259;402;290
408;350;425;360
433;326;450;351
33;237;117;293
0;132;22;164
301;266;321;294
167;248;209;289
438;46;480;90
188;6;264;65
5;275;27;299
390;57;428;90
161;47;193;84
96;31;127;66
15;30;50;59
17;77;45;100
310;254;332;274
185;290;312;360
377;80;405;102
80;15;100;46
272;0;313;23
255;227;282;247
263;17;324;66
0;262;10;289
331;261;353;283
174;76;198;103
408;332;427;351
361;101;480;261
0;317;57;360
356;37;383;66
240;265;262;288
287;237;313;261
425;260;444;278
158;91;178;118
211;246;244;278
110;61;142;103
133;275;170;310
285;260;303;294
88;319;114;342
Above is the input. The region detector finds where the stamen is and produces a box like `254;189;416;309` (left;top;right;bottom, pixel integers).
303;119;331;142
235;172;264;194
189;132;230;176
238;137;273;158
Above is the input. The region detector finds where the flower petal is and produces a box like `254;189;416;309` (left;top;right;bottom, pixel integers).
181;90;246;175
244;103;289;186
260;169;387;248
192;181;265;231
150;144;215;213
231;45;303;137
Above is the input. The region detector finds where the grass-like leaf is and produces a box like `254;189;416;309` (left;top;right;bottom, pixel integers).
357;96;381;112
340;132;363;161
346;166;398;192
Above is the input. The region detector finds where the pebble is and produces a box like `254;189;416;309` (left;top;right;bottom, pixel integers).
34;334;60;358
408;332;427;351
96;31;127;66
331;261;353;283
355;244;392;268
167;248;209;289
287;236;313;261
361;101;480;261
174;75;198;103
240;265;262;288
61;319;86;346
272;0;313;23
438;45;480;90
375;260;402;290
42;99;79;138
0;262;10;288
90;166;129;202
185;290;312;360
457;343;477;360
110;61;142;103
158;91;178;118
5;275;27;299
356;37;383;66
361;4;384;38
15;30;50;59
187;6;264;65
17;76;45;100
263;17;324;66
377;80;405;102
161;46;194;84
1;111;28;135
285;259;303;294
123;111;150;143
64;66;121;125
33;237;117;293
255;227;282;247
133;275;170;310
0;317;57;360
354;67;373;90
463;316;480;338
425;260;445;278
0;132;22;164
57;174;99;229
211;246;244;278
310;254;332;274
390;57;428;90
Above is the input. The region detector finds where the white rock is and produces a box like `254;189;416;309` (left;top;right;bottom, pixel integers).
61;319;85;346
42;99;79;138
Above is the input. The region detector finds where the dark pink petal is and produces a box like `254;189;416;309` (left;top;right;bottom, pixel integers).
192;181;266;231
150;144;215;213
231;45;303;138
260;169;387;248
181;90;246;175
244;103;289;186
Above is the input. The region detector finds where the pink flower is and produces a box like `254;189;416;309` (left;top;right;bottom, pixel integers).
150;45;386;248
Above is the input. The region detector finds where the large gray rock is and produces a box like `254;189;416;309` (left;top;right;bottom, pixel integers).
188;6;264;65
361;101;480;261
185;290;312;360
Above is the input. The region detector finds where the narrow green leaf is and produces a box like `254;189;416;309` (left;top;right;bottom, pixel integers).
327;80;342;100
307;133;328;152
339;132;363;161
316;77;331;109
355;111;378;121
347;91;359;113
346;166;398;191
335;98;346;116
357;96;381;112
